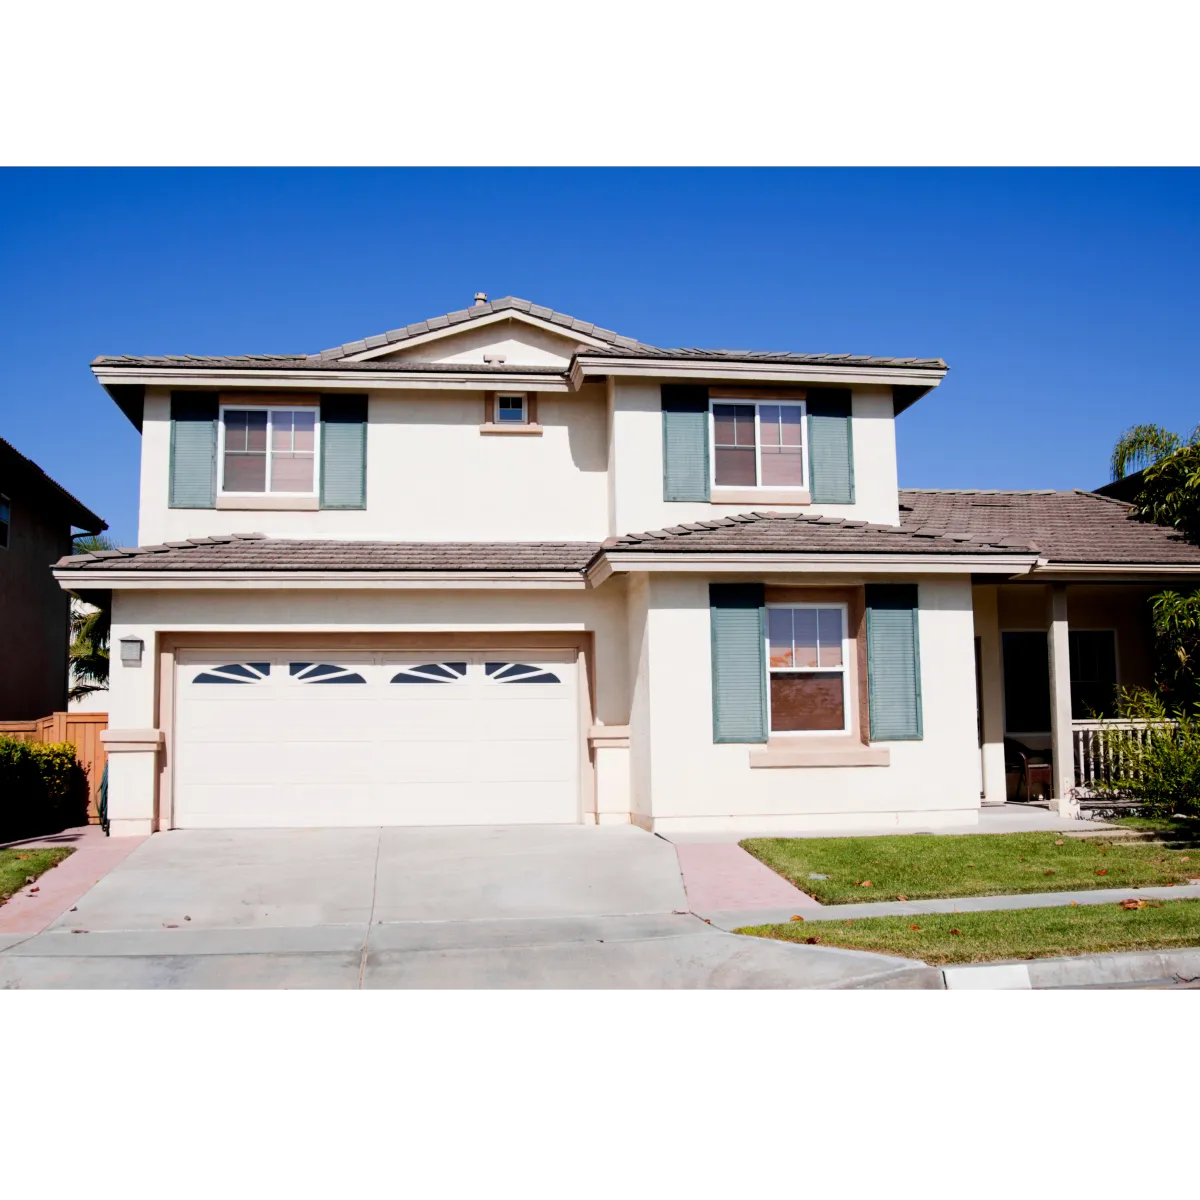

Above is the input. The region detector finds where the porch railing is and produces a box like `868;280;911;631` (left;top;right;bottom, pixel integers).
1072;719;1176;796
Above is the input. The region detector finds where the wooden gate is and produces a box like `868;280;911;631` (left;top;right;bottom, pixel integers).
0;711;108;822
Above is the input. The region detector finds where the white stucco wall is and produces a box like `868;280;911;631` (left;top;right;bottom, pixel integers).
632;573;983;832
607;380;901;535
108;583;631;728
138;385;611;545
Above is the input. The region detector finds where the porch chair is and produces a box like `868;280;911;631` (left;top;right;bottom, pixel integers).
1004;737;1053;803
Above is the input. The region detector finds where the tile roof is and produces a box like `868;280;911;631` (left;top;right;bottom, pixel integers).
899;489;1200;565
0;436;106;532
602;511;1034;556
90;355;569;374
54;493;1200;576
53;534;600;573
309;296;654;362
90;296;944;375
576;345;948;370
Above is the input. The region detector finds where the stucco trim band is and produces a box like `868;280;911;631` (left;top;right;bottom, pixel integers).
748;744;890;768
101;728;164;753
215;495;320;511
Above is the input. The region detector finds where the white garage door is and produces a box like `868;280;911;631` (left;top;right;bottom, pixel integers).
173;650;581;828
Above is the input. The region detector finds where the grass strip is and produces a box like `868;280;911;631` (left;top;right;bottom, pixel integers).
0;847;74;905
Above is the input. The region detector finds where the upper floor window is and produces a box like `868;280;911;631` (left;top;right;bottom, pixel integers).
0;494;10;548
766;603;851;734
495;393;528;424
219;407;318;495
711;400;807;489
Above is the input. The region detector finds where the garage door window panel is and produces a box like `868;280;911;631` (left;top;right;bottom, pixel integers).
485;662;562;684
391;663;469;684
194;662;271;684
289;662;366;684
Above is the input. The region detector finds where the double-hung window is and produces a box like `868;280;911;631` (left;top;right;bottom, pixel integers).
766;603;851;733
495;393;528;424
712;400;807;489
219;407;318;495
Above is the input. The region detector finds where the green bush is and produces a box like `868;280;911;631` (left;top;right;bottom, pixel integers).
1089;689;1200;818
0;736;89;841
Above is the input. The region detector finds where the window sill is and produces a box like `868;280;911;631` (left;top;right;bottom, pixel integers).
479;423;544;436
749;741;890;768
710;488;811;505
216;495;319;511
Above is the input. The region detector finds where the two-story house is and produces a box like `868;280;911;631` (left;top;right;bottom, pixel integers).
1;436;106;719
57;295;1200;836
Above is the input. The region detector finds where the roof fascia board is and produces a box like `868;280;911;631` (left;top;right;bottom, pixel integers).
343;310;615;362
600;552;1036;575
92;367;571;392
569;358;947;391
53;570;590;591
1029;563;1200;580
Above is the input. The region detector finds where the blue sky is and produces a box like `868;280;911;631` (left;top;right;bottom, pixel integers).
1;167;1197;545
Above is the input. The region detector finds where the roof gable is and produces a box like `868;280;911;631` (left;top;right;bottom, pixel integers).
311;296;651;364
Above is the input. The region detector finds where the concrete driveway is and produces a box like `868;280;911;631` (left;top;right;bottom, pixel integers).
0;826;935;989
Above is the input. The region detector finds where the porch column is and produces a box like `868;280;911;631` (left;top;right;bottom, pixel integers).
1047;584;1077;816
973;586;1007;804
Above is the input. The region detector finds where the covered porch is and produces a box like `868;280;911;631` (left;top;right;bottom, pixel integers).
973;580;1162;815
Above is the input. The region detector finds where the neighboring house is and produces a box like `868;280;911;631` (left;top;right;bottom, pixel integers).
56;295;1200;836
0;436;106;719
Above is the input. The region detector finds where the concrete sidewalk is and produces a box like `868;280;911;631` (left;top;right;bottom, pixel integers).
700;882;1200;931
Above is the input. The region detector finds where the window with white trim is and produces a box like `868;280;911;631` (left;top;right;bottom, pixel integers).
0;494;9;549
766;603;851;733
711;400;807;489
219;407;318;495
495;394;528;424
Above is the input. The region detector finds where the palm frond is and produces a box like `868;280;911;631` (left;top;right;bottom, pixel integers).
1111;424;1182;480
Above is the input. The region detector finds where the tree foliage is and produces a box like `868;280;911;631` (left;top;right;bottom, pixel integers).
1110;423;1192;480
67;534;115;702
1131;442;1200;540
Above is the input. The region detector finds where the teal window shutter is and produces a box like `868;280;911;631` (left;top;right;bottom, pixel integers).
320;395;368;510
865;584;923;740
807;388;855;504
662;385;710;501
169;392;218;508
710;583;768;743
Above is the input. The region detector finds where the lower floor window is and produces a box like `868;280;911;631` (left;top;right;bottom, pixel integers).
767;604;850;733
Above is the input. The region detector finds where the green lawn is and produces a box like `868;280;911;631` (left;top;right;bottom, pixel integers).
0;847;74;905
740;832;1200;904
1110;815;1200;842
737;898;1200;965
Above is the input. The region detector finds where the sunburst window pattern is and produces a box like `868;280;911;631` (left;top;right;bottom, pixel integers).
484;662;561;684
288;662;367;684
194;662;271;684
390;663;468;684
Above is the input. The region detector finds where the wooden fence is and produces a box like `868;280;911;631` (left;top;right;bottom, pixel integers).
0;712;108;822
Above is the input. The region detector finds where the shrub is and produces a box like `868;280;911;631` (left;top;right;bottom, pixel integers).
0;736;89;841
1089;689;1200;818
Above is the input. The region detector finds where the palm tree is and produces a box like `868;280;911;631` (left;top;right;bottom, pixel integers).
1111;423;1200;480
68;533;115;702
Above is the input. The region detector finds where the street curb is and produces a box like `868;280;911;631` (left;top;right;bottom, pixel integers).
942;947;1200;989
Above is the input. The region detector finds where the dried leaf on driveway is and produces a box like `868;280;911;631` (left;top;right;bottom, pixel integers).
790;914;805;922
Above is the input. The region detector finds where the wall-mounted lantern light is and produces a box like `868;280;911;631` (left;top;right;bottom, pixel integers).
119;636;145;667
